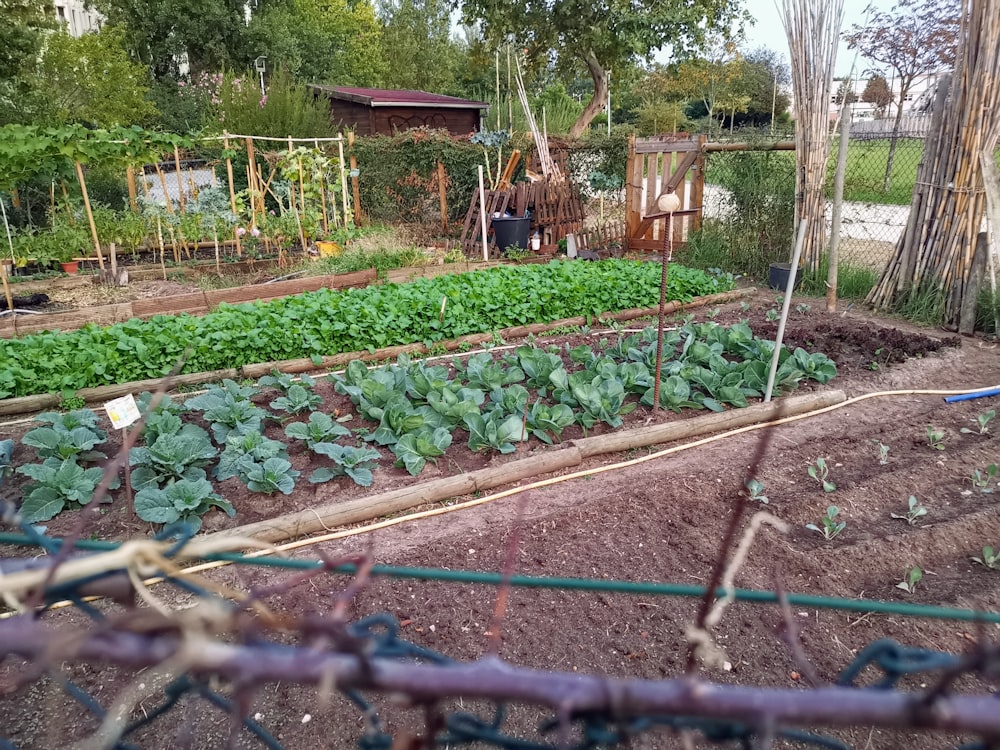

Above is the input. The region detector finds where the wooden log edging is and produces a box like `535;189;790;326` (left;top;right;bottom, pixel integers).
0;288;753;417
209;389;846;545
0;269;378;339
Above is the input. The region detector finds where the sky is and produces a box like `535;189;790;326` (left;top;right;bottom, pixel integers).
737;0;895;77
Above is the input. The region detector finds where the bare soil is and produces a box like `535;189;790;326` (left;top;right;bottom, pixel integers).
3;290;1000;749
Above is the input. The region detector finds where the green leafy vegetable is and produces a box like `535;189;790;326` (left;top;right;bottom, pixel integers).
244;457;300;495
16;458;104;523
391;427;453;476
284;412;352;448
310;443;382;486
134;478;235;531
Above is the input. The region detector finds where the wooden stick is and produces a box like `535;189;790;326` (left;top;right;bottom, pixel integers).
437;160;448;231
173;146;185;213
347;132;362;226
156;217;167;281
223;133;242;257
0;259;13;315
125;165;139;213
314;139;329;234
337;138;350;227
75;161;106;271
478;165;489;261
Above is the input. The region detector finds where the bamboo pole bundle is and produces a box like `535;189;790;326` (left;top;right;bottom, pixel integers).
867;0;1000;330
778;0;844;273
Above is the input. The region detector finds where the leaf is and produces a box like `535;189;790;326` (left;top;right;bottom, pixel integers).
19;487;66;524
392;427;453;476
134;487;181;524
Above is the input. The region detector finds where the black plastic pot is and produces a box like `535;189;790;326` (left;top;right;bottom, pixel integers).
768;262;802;292
492;216;531;253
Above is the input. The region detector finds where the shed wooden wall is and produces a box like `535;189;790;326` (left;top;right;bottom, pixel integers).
329;102;481;136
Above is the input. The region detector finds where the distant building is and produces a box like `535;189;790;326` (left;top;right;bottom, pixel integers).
829;71;948;122
309;86;488;137
52;0;103;37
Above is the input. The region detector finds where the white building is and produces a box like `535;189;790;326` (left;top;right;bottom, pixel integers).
830;71;947;123
52;0;103;37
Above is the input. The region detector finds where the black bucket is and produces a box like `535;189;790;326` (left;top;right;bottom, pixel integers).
492;216;531;253
768;262;803;292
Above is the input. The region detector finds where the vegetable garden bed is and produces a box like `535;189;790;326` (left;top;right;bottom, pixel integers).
0;260;733;400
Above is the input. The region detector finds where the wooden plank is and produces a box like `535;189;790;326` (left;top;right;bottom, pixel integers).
634;139;701;154
691;135;706;232
8;304;134;337
133;292;209;318
204;268;376;307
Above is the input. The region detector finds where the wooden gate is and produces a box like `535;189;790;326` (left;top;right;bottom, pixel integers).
625;135;705;252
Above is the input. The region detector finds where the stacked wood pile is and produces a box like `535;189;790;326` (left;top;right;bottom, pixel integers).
868;0;1000;331
458;180;587;256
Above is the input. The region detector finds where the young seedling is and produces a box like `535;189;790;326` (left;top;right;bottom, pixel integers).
806;506;845;541
765;308;780;322
807;457;836;492
969;463;998;494
895;566;922;594
872;440;890;465
739;300;752;313
890;495;927;526
926;426;946;450
745;478;769;504
705;307;720;320
961;409;996;435
795;303;812;314
971;546;1000;570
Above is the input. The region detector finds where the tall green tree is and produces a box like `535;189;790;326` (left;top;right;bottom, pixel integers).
462;0;745;137
93;0;252;78
0;0;51;82
245;0;387;85
19;28;159;127
379;0;463;92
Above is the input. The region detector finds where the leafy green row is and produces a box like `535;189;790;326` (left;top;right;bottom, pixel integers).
0;261;732;399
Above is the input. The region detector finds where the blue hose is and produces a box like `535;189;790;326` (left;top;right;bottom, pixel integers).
944;386;1000;403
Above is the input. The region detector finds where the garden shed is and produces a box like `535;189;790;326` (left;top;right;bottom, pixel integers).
310;86;488;136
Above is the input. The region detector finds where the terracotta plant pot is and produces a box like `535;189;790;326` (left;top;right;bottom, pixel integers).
60;261;80;275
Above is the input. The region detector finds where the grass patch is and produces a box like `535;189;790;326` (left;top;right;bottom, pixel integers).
799;256;878;300
835;137;924;206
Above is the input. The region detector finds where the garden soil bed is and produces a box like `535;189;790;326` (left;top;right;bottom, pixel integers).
3;289;1000;749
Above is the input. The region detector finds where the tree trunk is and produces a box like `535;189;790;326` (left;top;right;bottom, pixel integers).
882;84;910;192
569;51;609;139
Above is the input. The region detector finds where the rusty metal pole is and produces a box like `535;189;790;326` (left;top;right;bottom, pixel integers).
652;212;673;412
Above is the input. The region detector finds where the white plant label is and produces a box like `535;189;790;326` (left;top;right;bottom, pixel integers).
105;393;141;430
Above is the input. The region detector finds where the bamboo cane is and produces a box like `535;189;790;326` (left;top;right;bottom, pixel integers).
314;139;329;234
74;161;106;271
173;146;185;213
337;137;349;228
0;258;13;315
223;133;242;257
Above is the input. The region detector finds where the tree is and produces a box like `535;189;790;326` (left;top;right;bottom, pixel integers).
92;0;253;79
245;0;387;86
0;0;51;83
861;75;892;118
833;78;859;106
733;47;791;129
461;0;745;138
19;28;159;127
379;0;463;92
843;0;960;190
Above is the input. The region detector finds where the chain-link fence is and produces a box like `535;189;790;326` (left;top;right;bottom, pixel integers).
696;128;927;280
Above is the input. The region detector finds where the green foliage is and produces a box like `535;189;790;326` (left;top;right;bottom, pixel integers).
525;401;575;444
244;456;300;495
463;411;525;454
698;145;796;280
969;464;998;494
310;443;381;486
961;409;996;435
0;439;13;488
205;67;338;139
284;411;351;449
16;27;158;127
269;383;323;416
873;440;890;465
0;0;52;84
807;457;836;493
926;426;946;451
745;478;768;504
972;546;1000;570
245;0;387;87
215;430;288;482
129;432;219;490
134;478;234;530
379;0;461;92
806;506;845;541
0;260;733;398
16;458;104;523
184;380;268;443
391;427;453;476
890;495;927;526
895;565;923;594
22;409;108;462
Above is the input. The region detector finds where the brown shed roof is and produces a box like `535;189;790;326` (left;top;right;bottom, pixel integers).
312;85;489;110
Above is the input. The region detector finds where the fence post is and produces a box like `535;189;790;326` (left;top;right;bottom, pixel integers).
691;135;706;233
348;131;363;227
624;135;639;252
437;160;448;231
